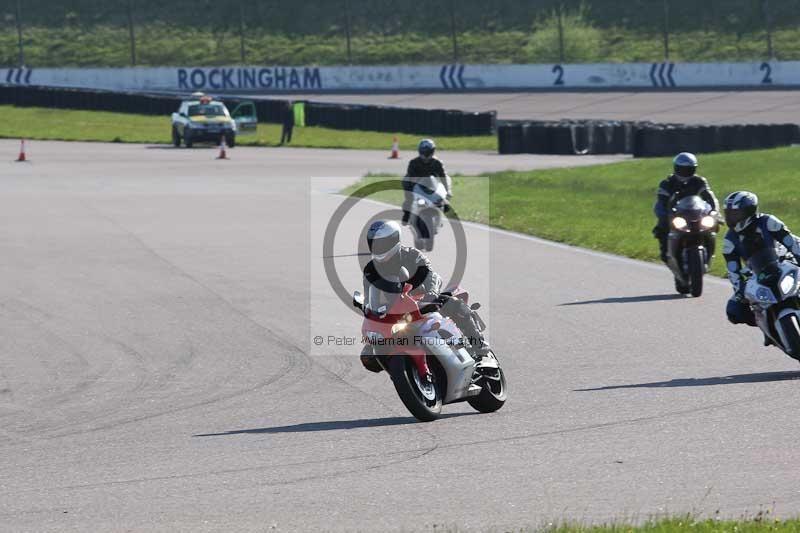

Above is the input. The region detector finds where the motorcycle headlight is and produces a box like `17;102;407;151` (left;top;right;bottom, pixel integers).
780;272;797;295
390;313;413;335
416;198;426;206
391;322;408;335
701;216;716;229
672;217;687;230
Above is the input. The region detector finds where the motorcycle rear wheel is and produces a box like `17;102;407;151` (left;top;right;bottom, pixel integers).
468;353;507;413
778;314;800;359
688;248;704;297
388;356;442;422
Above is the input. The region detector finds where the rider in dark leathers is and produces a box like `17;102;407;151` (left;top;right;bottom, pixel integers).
360;220;488;375
401;139;452;225
653;152;719;262
722;191;800;333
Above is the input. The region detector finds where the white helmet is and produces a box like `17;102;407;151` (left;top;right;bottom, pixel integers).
366;220;401;263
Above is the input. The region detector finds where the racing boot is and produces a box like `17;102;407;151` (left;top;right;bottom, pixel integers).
471;337;491;362
675;277;690;295
360;346;383;373
659;238;669;264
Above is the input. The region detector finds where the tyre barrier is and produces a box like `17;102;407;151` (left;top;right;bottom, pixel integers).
303;102;495;136
0;85;496;136
498;119;800;156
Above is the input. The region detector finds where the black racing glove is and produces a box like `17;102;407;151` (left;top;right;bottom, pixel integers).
419;292;443;314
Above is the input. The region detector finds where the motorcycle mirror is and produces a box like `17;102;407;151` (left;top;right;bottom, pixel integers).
353;290;364;308
470;302;481;311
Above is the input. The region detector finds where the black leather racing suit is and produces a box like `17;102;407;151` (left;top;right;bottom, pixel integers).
723;214;800;325
402;156;452;224
653;174;719;261
360;246;485;371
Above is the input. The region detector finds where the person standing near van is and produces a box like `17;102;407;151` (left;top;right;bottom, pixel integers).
280;101;295;145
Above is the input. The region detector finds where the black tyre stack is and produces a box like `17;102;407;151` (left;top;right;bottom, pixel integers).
497;118;800;156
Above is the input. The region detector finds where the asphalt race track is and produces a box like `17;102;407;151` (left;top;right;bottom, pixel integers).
2;140;800;532
259;91;800;125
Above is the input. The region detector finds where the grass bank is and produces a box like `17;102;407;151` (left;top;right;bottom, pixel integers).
543;516;800;533
0;106;496;152
346;147;800;277
2;26;797;66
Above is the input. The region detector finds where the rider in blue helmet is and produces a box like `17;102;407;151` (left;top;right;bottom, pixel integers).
653;152;719;264
722;191;800;343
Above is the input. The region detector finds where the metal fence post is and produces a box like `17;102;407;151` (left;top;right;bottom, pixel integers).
557;2;565;63
344;0;353;64
126;0;137;66
239;0;246;63
15;0;24;66
449;0;459;62
662;0;670;60
762;0;774;58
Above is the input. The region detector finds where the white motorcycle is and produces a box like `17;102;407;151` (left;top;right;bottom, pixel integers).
743;247;800;359
353;273;507;422
410;176;448;252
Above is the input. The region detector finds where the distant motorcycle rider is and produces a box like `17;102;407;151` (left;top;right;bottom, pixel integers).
653;152;719;262
360;220;488;374
401;139;453;225
722;191;800;334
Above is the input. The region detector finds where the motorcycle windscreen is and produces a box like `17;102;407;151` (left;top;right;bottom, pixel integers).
674;195;709;221
416;176;442;196
365;278;403;317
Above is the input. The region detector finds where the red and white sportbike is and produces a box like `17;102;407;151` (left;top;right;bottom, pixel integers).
353;279;507;422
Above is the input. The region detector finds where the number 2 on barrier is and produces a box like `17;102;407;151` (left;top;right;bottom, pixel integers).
760;62;773;84
552;65;564;86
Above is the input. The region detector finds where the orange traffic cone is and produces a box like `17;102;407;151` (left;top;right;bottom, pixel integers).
216;136;228;160
389;137;399;159
16;139;27;162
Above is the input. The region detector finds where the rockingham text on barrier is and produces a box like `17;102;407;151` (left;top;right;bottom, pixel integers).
177;67;322;90
3;62;800;93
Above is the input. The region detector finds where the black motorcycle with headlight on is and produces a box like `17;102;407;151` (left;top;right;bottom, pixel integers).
743;248;800;359
667;195;721;297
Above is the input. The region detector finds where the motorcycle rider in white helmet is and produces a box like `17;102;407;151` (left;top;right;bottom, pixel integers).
359;220;488;376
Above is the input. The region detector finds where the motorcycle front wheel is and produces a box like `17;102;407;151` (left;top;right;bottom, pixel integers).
388;356;442;422
414;213;436;251
468;353;508;413
688;247;704;297
778;314;800;359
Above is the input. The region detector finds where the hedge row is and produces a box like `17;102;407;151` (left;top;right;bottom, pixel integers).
0;86;495;136
497;120;800;157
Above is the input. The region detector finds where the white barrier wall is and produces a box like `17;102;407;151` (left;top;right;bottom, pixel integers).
2;62;799;92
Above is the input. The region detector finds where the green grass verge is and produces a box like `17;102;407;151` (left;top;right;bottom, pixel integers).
0;106;496;151
541;516;800;533
345;147;800;277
